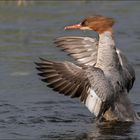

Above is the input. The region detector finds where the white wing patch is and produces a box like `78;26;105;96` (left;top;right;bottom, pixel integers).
85;88;102;116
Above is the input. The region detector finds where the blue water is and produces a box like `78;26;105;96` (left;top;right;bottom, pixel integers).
0;1;140;139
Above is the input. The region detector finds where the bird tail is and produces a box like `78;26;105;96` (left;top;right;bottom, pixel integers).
103;92;139;121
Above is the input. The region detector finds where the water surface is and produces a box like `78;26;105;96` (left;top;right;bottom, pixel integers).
0;1;140;139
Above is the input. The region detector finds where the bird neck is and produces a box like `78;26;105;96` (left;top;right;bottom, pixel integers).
96;31;120;71
99;31;114;46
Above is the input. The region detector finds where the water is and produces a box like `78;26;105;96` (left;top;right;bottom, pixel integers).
0;1;140;139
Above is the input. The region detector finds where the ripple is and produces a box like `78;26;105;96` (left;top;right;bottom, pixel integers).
46;116;74;123
34;100;75;105
0;103;23;114
34;101;57;105
27;116;45;124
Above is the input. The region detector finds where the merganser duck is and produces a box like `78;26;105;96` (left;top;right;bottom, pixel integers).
36;15;139;122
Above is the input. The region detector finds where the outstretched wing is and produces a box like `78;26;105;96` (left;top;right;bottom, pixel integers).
36;58;89;102
116;49;135;92
54;36;98;66
35;58;114;119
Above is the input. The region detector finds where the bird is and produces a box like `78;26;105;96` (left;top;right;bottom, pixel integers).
35;15;139;122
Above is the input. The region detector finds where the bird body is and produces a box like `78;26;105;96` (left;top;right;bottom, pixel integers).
36;15;139;122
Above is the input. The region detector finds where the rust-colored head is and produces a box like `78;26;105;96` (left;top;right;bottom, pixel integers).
65;15;115;34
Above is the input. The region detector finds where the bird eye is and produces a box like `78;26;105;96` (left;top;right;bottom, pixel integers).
81;20;88;26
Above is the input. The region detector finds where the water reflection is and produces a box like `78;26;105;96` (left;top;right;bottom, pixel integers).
97;122;133;138
41;120;138;140
76;122;135;140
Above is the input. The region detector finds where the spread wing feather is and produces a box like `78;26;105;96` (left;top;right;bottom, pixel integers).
35;58;90;102
54;36;98;66
35;58;114;119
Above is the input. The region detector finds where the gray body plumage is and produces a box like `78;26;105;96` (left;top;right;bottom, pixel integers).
36;31;139;122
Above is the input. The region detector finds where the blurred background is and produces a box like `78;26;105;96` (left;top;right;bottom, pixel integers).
0;0;140;139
